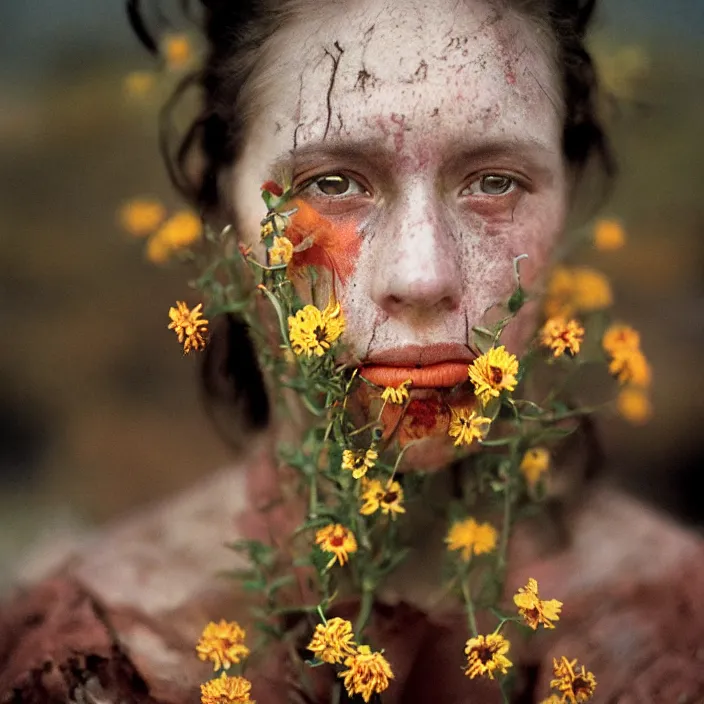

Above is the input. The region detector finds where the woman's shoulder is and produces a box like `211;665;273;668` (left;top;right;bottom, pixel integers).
0;465;255;704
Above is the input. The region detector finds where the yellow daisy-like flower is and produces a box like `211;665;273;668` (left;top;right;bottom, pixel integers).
447;408;492;447
464;633;512;680
608;348;652;388
167;301;208;353
513;578;563;630
200;673;254;704
359;478;406;518
118;198;165;237
520;447;550;488
468;346;519;404
341;447;378;479
593;218;626;251
544;266;612;318
617;388;652;425
268;236;293;266
539;317;585;358
315;524;357;568
307;617;357;664
445;518;497;561
163;33;193;70
288;300;345;357
550;656;597;703
123;71;155;98
602;323;641;356
339;644;394;703
380;379;412;405
196;620;249;671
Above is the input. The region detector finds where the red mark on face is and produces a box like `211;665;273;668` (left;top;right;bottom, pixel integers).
407;398;442;431
285;199;361;284
261;180;284;197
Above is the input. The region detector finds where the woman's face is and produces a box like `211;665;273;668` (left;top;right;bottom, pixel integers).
231;0;568;454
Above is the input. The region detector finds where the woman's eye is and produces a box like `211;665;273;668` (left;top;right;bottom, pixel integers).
304;174;367;198
461;174;516;197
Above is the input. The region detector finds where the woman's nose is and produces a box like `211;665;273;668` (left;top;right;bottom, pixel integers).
371;189;462;320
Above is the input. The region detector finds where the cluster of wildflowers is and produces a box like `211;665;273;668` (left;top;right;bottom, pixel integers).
121;160;641;701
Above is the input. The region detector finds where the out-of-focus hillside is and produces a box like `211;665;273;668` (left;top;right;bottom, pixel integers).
1;3;703;584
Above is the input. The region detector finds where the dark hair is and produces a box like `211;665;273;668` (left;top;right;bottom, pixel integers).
128;0;615;438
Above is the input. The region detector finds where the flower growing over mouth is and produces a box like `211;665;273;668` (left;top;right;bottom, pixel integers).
513;578;563;630
464;633;512;680
359;477;406;518
196;620;249;671
339;645;394;702
315;524;358;568
539;317;585;358
341;447;378;479
168;301;208;353
445;518;497;560
520;447;550;488
200;673;254;704
448;408;492;447
380;379;412;405
549;656;597;703
468;346;519;405
306;617;357;664
288;300;345;357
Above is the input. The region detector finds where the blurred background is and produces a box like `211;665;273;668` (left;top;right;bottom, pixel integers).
1;0;703;589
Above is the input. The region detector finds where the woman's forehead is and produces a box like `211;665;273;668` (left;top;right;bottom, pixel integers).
247;0;562;171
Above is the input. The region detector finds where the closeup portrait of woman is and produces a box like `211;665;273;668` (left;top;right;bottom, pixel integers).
1;1;703;703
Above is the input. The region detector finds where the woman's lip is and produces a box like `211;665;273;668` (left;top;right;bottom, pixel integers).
360;362;470;388
363;343;475;366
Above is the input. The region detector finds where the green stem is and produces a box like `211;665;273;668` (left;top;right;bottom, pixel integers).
461;577;478;637
355;583;375;636
497;482;512;577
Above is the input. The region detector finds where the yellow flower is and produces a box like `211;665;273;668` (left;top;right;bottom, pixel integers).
593;218;626;251
341;447;378;479
268;236;293;266
447;408;492;447
359;477;406;518
156;211;202;248
608;348;651;388
196;620;249;671
550;656;597;703
123;70;155;98
260;213;289;240
315;524;357;568
200;673;254;704
307;617;357;664
468;346;519;404
602;323;640;356
520;447;550;488
617;388;652;424
288;300;345;357
445;518;497;561
380;379;412;405
539;317;585;358
167;301;208;353
163;33;193;70
118;198;165;237
544;266;612;318
464;633;512;680
513;578;563;630
339;644;394;702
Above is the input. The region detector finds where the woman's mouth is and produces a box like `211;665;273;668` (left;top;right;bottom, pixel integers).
358;343;475;389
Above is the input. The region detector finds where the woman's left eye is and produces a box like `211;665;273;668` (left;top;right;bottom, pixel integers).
461;174;517;197
302;174;368;198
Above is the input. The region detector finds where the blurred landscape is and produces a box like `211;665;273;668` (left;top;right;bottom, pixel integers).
1;1;703;587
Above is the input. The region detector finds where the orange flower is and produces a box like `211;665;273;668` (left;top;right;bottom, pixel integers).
539;317;584;358
513;578;562;630
593;218;626;251
196;620;249;671
119;198;165;237
617;388;652;424
315;524;357;568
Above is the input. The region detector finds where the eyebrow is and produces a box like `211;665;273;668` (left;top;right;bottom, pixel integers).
270;135;557;176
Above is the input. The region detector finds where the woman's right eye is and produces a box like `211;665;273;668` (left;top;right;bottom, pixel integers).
302;174;368;198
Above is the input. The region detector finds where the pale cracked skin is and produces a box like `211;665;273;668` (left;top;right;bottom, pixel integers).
230;0;568;366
